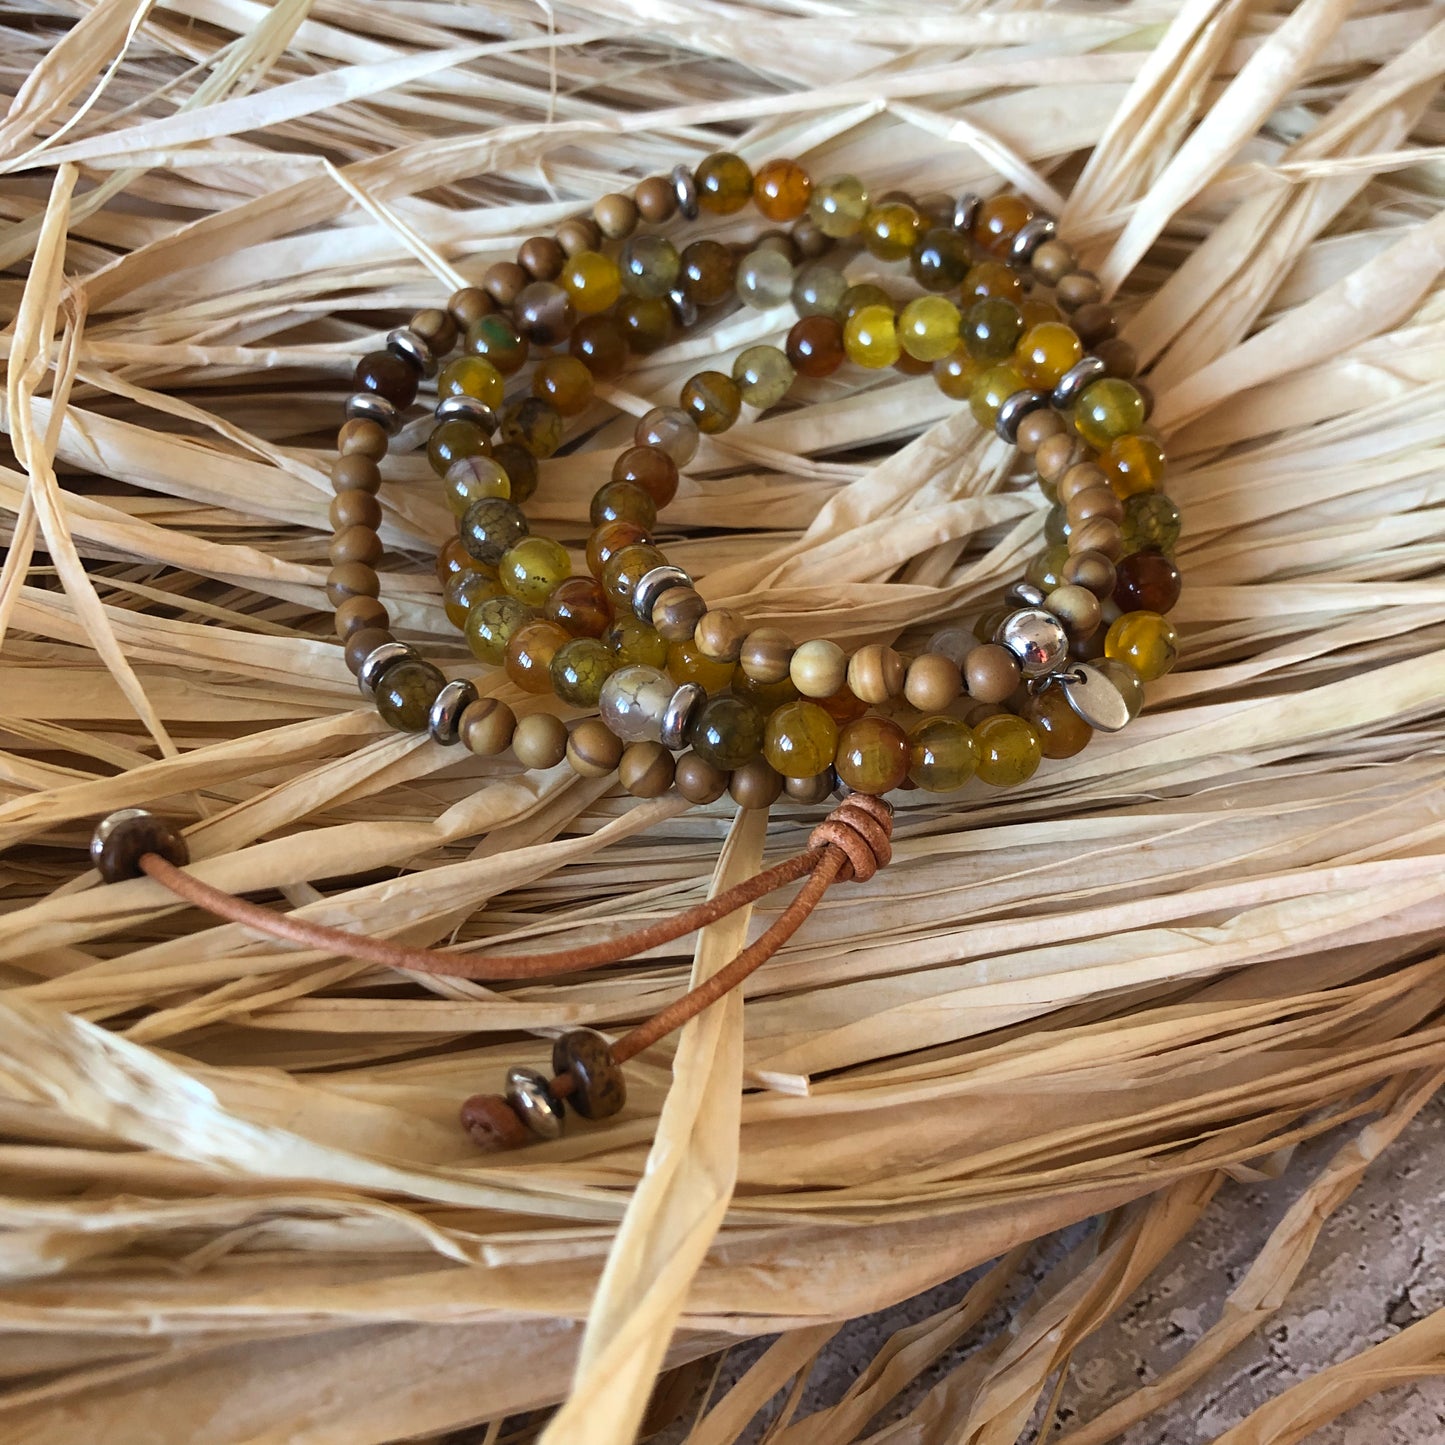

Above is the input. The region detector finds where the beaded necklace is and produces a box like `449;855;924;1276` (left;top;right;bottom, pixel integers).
91;153;1183;1149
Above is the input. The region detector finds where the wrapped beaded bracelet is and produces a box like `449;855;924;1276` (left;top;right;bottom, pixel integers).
89;152;1185;1149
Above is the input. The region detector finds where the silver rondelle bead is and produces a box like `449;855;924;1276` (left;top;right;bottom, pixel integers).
428;678;478;746
357;640;415;698
633;564;693;623
1010;215;1057;264
996;388;1051;444
504;1067;565;1141
1004;581;1046;610
952;192;982;233
434;394;498;432
671;164;700;221
995;608;1069;678
667;286;698;330
345;392;398;433
1051;356;1109;410
659;682;705;751
387;327;436;378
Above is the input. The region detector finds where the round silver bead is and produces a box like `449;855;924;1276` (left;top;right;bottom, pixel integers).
1010;215;1057;264
952;192;982;233
995;388;1051;444
434;394;498;431
659;682;705;751
1051;356;1109;410
994;607;1069;678
386;327;436;378
344;392;398;433
667;286;698;330
357;640;415;698
633;564;693;623
1004;581;1046;609
504;1067;565;1141
428;678;478;746
671;164;700;221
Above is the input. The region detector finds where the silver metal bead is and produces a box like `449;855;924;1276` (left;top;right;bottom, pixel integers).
387;327;436;378
1051;356;1108;410
994;607;1069;678
434;394;498;432
659;682;705;751
633;564;693;623
345;392;398;433
428;678;478;746
952;192;982;233
995;389;1051;444
357;640;415;698
504;1067;565;1141
1056;662;1132;733
671;164;699;221
667;286;698;330
1010;215;1057;265
1004;581;1046;610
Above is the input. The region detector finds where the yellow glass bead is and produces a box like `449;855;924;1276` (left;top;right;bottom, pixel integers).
437;355;505;410
1104;609;1178;682
532;354;594;416
561;250;622;316
899;296;962;363
934;346;981;400
1015;321;1083;388
843;303;900;369
1101;433;1166;499
973;713;1042;787
1074;378;1147;450
862;202;924;261
667;638;735;694
907;715;979;792
443;568;502;630
606;614;670;669
763;699;839;779
969;363;1025;430
499;535;572;607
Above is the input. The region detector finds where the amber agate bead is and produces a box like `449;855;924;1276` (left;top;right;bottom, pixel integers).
375;659;445;733
1113;549;1182;614
501;397;564;458
465;594;534;666
898;296;962;362
666;638;734;694
590;480;657;531
962;260;1024;303
754;158;811;221
493;442;539;505
619;234;681;299
1101;433;1165;498
607;614;670;669
546;575;611;637
907;716;979;792
586;520;650;579
466;314;529;374
696;152;753;213
863;202;924;261
612;445;679;507
443;456;510;516
787;316;846;378
1015;321;1083;388
834;716;909;795
680;239;736;305
443;568;501;629
973;713;1043;787
680;370;742;433
428;418;491;477
619;295;673;353
686;694;765;770
844;304;901;368
1019;686;1093;759
635;406;699;466
809;174;869;238
762;700;838;778
560;250;621;315
601;542;666;610
438;355;505;410
963;298;1025;364
969;364;1026;430
1104;610;1179;681
550;636;616;707
532;355;594;415
504;618;568;693
461;497;528;566
1122;493;1181;553
933;347;981;400
499;535;571;607
972;193;1033;254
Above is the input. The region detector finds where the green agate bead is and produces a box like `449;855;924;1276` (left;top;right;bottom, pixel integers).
465;594;534;666
551;636;616;707
808;174;869;238
973;713;1042;787
499;535;571;607
907;715;979;792
1073;378;1147;450
732;345;795;409
1122;492;1182;553
375;658;445;733
686;694;764;770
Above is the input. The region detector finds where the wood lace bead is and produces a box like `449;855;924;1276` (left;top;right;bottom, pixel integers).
328;525;381;569
789;639;847;698
739;627;794;684
903;653;961;712
1068;516;1124;560
1066;486;1125;527
447;287;493;330
1062;550;1117;598
834;716;909;795
331;453;382;493
1016;408;1065;453
635;175;677;223
963;643;1021;704
694;608;747;663
566;717;623;777
1044;583;1103;639
593;192;638;240
343;626;392;676
619;741;675;798
674;751;728;803
652;586;706;642
846;643;904;704
552;1028;627;1119
729;756;783;809
329;489;381;532
511;712;569;769
484;261;528;305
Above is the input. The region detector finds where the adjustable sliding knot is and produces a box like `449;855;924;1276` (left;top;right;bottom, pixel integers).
809;794;893;882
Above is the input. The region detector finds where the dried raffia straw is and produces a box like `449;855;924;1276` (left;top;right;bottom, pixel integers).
1;1;1444;1442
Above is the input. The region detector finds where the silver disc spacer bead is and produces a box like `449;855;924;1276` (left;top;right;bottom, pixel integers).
667;286;698;330
1051;356;1108;410
952;192;982;233
995;388;1051;444
504;1067;565;1140
1010;215;1057;264
1004;581;1046;610
659;682;705;751
428;677;478;745
387;327;436;378
357;640;415;698
995;607;1069;678
633;564;693;623
671;164;700;220
345;392;399;433
434;394;498;431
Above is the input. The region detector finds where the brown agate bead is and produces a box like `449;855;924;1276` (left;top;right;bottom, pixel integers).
546;575;611;637
410;306;458;355
834;715;910;795
552;1028;626;1119
1113;549;1182;613
680;371;741;434
612;445;679;507
91;808;189;884
353;350;418;408
786;316;846;377
1019;685;1093;759
514;282;575;347
680;239;736;305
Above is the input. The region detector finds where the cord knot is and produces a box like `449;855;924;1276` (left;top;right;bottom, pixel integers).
809;794;894;882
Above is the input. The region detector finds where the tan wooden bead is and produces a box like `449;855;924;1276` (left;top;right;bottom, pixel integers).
652;586;707;642
1015;409;1065;454
1062;550;1117;599
329;489;382;532
410;306;458;355
1071;301;1117;345
447;286;494;329
337;418;388;460
518;235;564;281
674;751;728;804
331;453;382;494
963;643;1021;704
1066;486;1124;527
556;217;601;257
483;261;528;306
1034;434;1084;484
846;643;904;705
334;594;388;641
1056;270;1103;311
593;193;639;240
343;625;393;676
903;652;962;713
328;525;382;568
1095;336;1137;378
789;639;847;698
739;627;794;684
459;697;516;756
635;176;677;223
694;608;748;663
784;771;833;803
1045;584;1103;640
1030;239;1077;285
619;741;675;798
729;756;783;810
325;561;379;606
511;712;569;770
566;718;622;777
1057;462;1110;506
1068;516;1124;559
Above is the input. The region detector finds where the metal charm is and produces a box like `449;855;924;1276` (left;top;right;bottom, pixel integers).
386;327;436;377
1004;581;1046;609
671;164;700;220
344;392;398;432
1055;662;1132;733
434;395;498;431
667;286;698;329
952;192;982;233
1009;215;1057;264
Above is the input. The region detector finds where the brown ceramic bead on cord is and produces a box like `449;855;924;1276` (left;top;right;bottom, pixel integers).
484;261;529;306
334;594;387;641
462;1094;530;1150
518;235;564;281
511;712;569;770
675;751;728;804
739;627;794;684
332;453;382;494
337;420;388;462
635;175;677;223
90;808;189;884
964;642;1021;704
594;192;639;240
460;697;517;756
847;643;904;705
904;652;961;712
652;586;707;642
695;608;748;663
552;1029;627;1119
729;756;784;809
619;741;675;798
566;718;623;777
